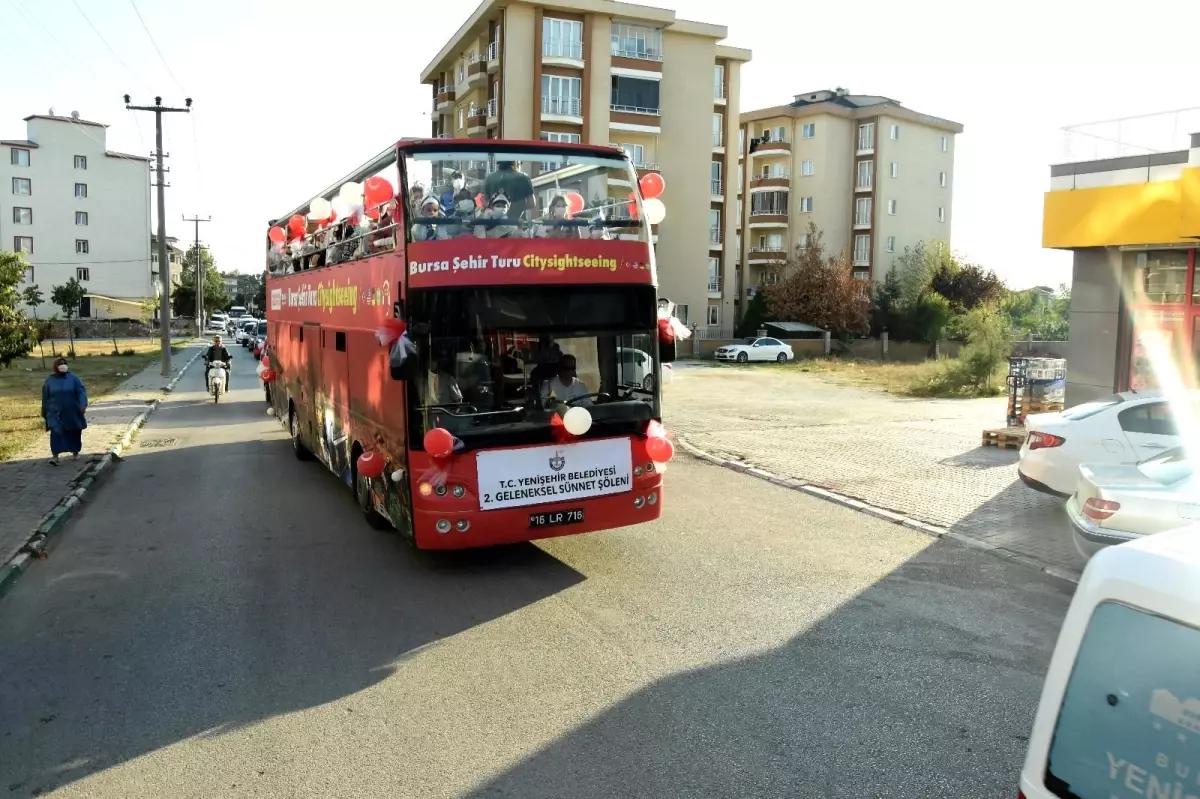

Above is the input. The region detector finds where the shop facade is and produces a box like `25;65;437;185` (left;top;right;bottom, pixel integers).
1042;133;1200;406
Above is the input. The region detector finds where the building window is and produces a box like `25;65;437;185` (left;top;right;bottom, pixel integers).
458;107;465;129
712;114;724;147
458;61;465;83
76;239;89;254
708;209;721;241
801;122;816;139
76;211;88;226
76;267;90;281
853;234;870;265
939;171;947;188
75;183;87;199
941;136;948;152
738;128;745;155
622;142;645;166
13;236;33;253
797;233;810;250
854;197;872;226
12;177;31;195
541;132;582;147
856;160;873;189
889;124;900;140
937;206;945;223
610;76;659;114
1125;250;1189;304
12;207;31;225
611;23;662;60
543;17;583;59
886;236;896;252
11;148;30;167
799;196;813;213
857;123;874;151
74;155;87;170
801;160;814;176
713;64;725;99
750;191;788;215
675;304;689;325
736;163;743;190
887;199;897;215
543;75;583;116
773;125;787;142
706;304;721;326
708;257;721;292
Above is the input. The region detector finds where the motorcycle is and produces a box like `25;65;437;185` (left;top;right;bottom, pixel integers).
206;360;228;403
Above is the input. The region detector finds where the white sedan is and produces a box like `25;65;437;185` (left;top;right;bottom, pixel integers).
714;337;794;364
1018;390;1198;497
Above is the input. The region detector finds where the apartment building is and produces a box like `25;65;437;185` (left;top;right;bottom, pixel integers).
735;89;963;326
420;0;751;332
2;112;152;318
150;234;185;288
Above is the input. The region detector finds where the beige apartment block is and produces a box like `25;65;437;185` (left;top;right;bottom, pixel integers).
420;0;750;333
735;89;963;329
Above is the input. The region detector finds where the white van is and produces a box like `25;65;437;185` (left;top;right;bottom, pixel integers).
1019;526;1200;799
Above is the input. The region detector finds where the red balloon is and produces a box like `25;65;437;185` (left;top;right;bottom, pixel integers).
260;368;276;383
357;450;386;479
645;435;674;463
565;192;585;216
260;355;271;369
658;317;674;343
363;176;395;211
268;226;285;244
627;192;639;220
424;427;455;459
639;172;665;200
288;214;306;238
475;193;485;208
328;209;338;225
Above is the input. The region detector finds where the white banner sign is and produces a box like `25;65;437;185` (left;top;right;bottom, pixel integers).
475;438;633;511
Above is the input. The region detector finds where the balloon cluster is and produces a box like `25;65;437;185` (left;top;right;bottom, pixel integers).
627;172;667;226
657;300;692;345
267;176;397;250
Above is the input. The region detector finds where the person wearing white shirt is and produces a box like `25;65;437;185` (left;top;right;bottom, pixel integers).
540;354;592;406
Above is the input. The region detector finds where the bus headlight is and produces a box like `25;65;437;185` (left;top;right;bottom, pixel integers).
419;482;433;497
634;496;645;508
436;519;451;533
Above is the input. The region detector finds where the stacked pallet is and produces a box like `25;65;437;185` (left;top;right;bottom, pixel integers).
1006;357;1065;427
981;427;1026;450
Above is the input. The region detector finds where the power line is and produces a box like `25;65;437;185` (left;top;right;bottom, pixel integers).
127;0;186;94
67;0;149;92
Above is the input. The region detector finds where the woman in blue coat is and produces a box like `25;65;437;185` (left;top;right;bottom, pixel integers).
41;356;88;466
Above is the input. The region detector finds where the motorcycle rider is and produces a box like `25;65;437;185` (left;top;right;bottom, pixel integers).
203;335;233;391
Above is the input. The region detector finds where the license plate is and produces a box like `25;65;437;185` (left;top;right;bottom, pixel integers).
528;508;585;529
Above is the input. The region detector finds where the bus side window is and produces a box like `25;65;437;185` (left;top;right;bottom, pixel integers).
335;332;346;352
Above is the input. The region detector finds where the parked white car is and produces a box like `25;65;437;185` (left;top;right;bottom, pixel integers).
235;318;258;344
1066;447;1199;560
617;347;654;390
1018;390;1198;496
714;337;794;364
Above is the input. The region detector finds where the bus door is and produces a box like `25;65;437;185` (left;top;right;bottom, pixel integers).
317;326;352;482
299;322;321;447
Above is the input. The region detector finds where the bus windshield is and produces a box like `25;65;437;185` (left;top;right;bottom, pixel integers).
404;146;650;243
407;284;659;450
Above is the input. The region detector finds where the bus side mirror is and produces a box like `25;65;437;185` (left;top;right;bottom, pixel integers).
659;338;676;365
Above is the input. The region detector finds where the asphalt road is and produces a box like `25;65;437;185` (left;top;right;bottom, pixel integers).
0;353;1074;798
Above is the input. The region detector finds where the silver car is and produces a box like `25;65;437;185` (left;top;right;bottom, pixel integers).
1065;447;1200;560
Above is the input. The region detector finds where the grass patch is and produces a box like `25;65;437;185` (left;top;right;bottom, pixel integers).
0;339;189;462
790;357;1006;399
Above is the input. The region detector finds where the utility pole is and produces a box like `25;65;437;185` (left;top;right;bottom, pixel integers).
183;215;211;339
125;94;191;376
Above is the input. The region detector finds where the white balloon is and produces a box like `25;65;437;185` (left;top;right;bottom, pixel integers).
331;196;352;219
256;361;266;377
562;406;593;436
267;407;276;417
309;197;332;220
338;181;363;204
642;198;666;225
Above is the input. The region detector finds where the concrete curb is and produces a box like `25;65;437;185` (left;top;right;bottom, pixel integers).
0;346;203;600
675;433;1082;587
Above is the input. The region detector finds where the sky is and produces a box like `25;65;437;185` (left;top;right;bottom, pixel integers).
2;0;1196;289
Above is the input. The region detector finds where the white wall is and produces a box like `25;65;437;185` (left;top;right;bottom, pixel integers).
1;117;151;314
873;114;954;276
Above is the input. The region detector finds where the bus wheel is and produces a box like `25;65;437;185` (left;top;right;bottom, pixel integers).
290;407;314;461
353;455;393;531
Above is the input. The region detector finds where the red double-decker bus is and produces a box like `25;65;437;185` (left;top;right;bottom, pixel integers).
264;139;674;549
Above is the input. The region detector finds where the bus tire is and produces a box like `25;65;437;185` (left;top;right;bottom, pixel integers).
353;446;393;531
290;405;314;461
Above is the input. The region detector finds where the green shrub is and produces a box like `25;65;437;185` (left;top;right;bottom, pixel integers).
902;305;1010;398
121;348;136;357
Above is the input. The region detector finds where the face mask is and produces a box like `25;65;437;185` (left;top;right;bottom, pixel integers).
57;365;68;374
452;178;465;190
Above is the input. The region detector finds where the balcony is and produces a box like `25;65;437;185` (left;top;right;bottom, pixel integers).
855;178;872;193
710;179;724;198
853;257;870;268
487;41;500;72
748;208;788;227
708;276;723;297
747;246;786;264
611;104;661;118
437;132;454;139
749;139;790;158
467;56;488;89
543;40;584;68
712;132;724;152
435;87;456;114
750;175;789;190
854;216;871;230
611;46;663;62
708;228;723;248
466;108;488;137
542;96;583;123
486;98;499;126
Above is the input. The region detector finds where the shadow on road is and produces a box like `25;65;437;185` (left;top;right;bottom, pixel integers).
467;537;1072;798
0;437;585;797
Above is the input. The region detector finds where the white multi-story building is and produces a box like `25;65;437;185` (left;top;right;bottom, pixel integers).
1;112;152;318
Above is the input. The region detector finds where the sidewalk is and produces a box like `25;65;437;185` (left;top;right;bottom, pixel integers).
0;345;203;565
665;365;1081;574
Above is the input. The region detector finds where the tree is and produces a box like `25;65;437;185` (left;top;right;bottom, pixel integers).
930;260;1005;312
51;277;87;358
736;290;769;337
762;222;870;336
1006;284;1070;341
139;295;160;327
21;284;47;367
0;251;34;368
172;245;229;318
954;304;1012;394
